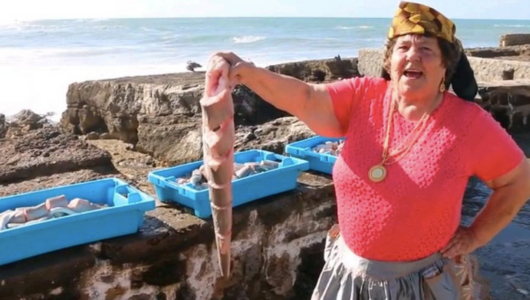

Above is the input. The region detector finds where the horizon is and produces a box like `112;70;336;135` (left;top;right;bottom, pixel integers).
3;0;530;22
12;16;530;22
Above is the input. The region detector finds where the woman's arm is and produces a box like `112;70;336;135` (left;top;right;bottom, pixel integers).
470;158;530;245
209;52;357;138
238;67;342;137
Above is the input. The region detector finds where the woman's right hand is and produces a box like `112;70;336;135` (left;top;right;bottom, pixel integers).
205;51;254;93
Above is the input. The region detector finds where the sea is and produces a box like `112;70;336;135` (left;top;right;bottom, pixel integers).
1;17;530;121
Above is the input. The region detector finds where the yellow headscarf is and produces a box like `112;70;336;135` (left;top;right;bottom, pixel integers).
388;1;456;43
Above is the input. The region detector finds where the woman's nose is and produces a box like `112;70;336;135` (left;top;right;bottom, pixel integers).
406;47;421;62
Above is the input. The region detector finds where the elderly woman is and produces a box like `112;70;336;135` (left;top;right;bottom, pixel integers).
205;1;530;299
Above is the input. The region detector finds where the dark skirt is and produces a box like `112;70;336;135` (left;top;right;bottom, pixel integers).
311;225;490;300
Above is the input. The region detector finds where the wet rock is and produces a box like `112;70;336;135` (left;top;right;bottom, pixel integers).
0;126;114;184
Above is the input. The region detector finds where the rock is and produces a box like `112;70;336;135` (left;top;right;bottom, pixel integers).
85;131;100;140
265;57;359;82
11;109;47;128
234;117;315;154
0;114;6;138
60;74;286;147
0;168;118;197
500;33;530;47
60;58;359;164
466;45;530;58
477;80;530;131
0;109;55;139
100;132;113;140
232;84;290;125
136;116;313;166
0;126;114;184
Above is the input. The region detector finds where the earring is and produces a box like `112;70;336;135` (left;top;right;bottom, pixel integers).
439;78;446;93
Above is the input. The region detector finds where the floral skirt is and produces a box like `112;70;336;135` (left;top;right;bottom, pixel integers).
311;225;490;300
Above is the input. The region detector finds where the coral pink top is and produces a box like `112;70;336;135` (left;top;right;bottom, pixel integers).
326;76;525;261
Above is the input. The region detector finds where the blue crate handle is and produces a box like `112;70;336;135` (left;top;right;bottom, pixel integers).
319;154;338;163
114;183;143;205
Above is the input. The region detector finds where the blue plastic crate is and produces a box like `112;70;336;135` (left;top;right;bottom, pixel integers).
148;149;310;218
0;178;155;266
285;135;345;175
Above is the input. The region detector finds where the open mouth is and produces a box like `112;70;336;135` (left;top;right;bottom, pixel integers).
403;69;423;79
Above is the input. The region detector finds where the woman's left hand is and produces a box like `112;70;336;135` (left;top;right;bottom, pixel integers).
440;226;483;259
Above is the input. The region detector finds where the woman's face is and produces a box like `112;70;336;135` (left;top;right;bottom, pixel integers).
389;34;446;99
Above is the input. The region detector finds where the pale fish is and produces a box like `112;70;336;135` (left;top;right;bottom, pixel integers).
312;140;345;156
200;71;235;278
0;195;105;230
175;160;280;187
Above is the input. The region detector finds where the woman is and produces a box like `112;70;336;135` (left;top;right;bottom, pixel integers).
205;1;530;299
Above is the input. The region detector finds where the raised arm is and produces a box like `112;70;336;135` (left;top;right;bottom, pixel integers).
208;52;358;138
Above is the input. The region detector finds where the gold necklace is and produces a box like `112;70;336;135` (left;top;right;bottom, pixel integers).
368;95;439;182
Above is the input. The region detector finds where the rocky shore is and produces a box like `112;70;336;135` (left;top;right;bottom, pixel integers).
1;39;530;300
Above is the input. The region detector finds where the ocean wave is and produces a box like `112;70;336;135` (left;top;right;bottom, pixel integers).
232;35;266;44
335;25;374;30
493;24;530;28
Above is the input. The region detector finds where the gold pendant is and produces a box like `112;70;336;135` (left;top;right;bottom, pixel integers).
369;165;387;182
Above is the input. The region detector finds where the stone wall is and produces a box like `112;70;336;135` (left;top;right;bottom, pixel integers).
0;169;337;300
477;80;530;131
358;48;530;82
500;33;530;47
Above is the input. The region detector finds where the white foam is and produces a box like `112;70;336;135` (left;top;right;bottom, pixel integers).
0;63;188;122
232;35;266;44
335;25;373;30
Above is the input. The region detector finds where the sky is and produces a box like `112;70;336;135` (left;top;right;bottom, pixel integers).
2;0;530;21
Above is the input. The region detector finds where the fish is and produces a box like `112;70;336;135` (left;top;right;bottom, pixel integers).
175;160;280;187
0;196;105;230
312;140;345;156
200;69;235;278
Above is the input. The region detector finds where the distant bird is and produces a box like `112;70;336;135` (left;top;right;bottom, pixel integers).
334;55;342;62
186;60;202;72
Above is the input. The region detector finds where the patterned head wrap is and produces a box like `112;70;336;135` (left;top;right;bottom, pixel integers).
382;1;478;101
388;1;456;43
